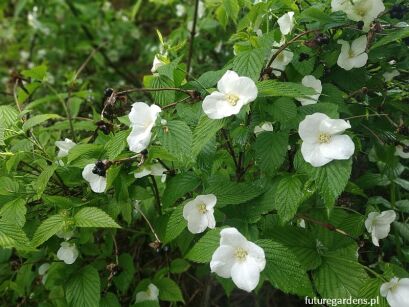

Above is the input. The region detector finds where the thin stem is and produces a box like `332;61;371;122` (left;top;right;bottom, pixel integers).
149;175;162;215
186;0;200;79
134;205;161;243
344;113;389;120
298;214;356;240
221;129;238;169
161;96;191;110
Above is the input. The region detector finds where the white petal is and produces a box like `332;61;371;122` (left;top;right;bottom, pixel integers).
82;164;96;182
228;77;258;103
89;175;107;193
365;212;379;232
55;138;76;158
331;0;350;12
206;211;216;229
387;279;409;307
319;118;351;135
128;102;160;130
350;52;368;69
210;245;235;278
246;241;266;272
38;263;50;275
202;91;243;119
196;194;217;209
278;11;295;35
319;135;355;160
127;128;152;153
151;56;164;73
150;163;166;176
376;210;397;225
220;227;248;248
351;35;368;55
217;70;239;94
371;232;380;246
372;223;391;242
186;213;209;234
301;142;333;167
57;243;78;264
298;113;330;143
296;75;322;105
383;70;400;82
134;167;152;178
231;257;261;292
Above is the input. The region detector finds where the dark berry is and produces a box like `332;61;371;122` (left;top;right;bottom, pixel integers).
315;33;329;45
104;88;114;97
299;52;310;62
92;160;107;177
390;4;407;20
96;120;112;135
357;21;364;30
161;245;170;253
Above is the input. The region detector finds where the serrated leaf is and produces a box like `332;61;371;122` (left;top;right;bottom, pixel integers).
66;265;100;307
233;48;266;81
0;220;33;251
32;214;65;247
185;228;221;263
155;277;184;302
0;198;26;227
192;116;225;157
371;27;409;49
357;278;388;307
0;177;19;195
268;98;297;123
150;75;175;106
254;132;288;174
157;120;192;161
257;81;316;98
275;176;303;222
21;65;47;80
163;206;187;243
162;172;201;208
22;114;61;131
35;164;57;198
74;207;120;228
313;159;352;209
257;239;314;296
67;144;104;167
104;130;129;160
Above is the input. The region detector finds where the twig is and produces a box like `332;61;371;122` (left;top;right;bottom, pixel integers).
134;205;161;243
297;214;356;240
161;96;191;110
344;113;389;120
221;129;238;169
149;175;162;215
186;0;200;79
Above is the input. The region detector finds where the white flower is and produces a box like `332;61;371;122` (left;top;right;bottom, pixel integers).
134;163;167;182
337;35;368;70
57;242;79;264
55;138;76;158
183;194;217;234
383;69;400;81
127;102;161;153
331;0;385;31
176;4;186;17
198;1;205;19
365;210;396;246
277;11;295;35
151;55;165;73
395;140;409;159
270;49;294;76
38;263;50;284
202;70;258;119
210;227;266;292
82;163;107;193
135;283;159;303
296;75;322;106
380;277;409;307
254;122;274;135
298;113;355;167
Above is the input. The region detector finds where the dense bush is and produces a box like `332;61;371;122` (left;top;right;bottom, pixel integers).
0;0;408;306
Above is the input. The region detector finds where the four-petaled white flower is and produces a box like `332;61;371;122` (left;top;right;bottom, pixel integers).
395;140;409;159
183;194;217;234
55;138;76;158
135;283;159;303
210;227;266;292
270;48;294;77
380;277;409;307
383;69;400;81
331;0;385;31
134;163;167;182
278;11;295;35
296;75;322;106
202;70;258;120
365;210;396;246
82;163;107;193
254;122;274;135
57;242;79;264
337;35;368;70
298;113;355;167
127;102;161;153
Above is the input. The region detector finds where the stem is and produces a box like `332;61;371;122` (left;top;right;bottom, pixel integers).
186;0;200;79
221;129;238;169
135;204;161;243
298;214;356;240
149;175;162;215
344;113;389;120
161;96;191;110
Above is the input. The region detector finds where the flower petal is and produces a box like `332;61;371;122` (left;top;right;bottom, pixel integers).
127;128;152;153
217;70;239;93
351;35;367;55
89;175;107;193
231;257;261;292
376;210;397;225
301;142;333;167
246;241;266;272
82;164;97;182
319;134;355;160
350;52;368;69
202;91;243;119
278;11;294;35
319;118;351;135
196;194;217;209
210;245;235;278
298;113;329;143
220;227;248;247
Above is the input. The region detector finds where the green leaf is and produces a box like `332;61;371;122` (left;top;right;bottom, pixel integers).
21;64;47;80
32;214;65;247
0;220;33;251
66;265;100;307
257;81;316;98
74;207;120;228
268;98;297;123
257;239;314;296
192;116;225;156
313;159;352;209
205;177;264;207
150;75;176;106
254;132;288;174
0;177;19;195
155;277;184;302
357;278;388;307
162;172;201;208
0;198;26;227
170;259;190;274
22;114;61;131
157;120;193;161
35;164;57;198
274;176;303;222
233;48;266;81
222;0;240;23
104;130;129;160
163;205;187;243
371;27;409;49
67;144;104;167
393;222;409;242
185;228;221;263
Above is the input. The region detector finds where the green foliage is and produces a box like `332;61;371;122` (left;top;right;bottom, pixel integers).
74;207;121;228
66;265;101;307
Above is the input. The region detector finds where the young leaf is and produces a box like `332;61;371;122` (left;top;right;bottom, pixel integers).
74;207;120;228
32;214;65;247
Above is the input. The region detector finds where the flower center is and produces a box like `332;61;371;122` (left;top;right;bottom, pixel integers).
197;203;207;214
234;247;248;261
318;133;331;144
225;93;239;106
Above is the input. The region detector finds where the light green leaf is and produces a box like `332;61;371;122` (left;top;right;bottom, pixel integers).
35;164;57;198
32;214;65;247
66;265;101;307
0;220;33;251
22;114;61;131
21;64;47;80
155;277;184;302
104;130;129;160
0;177;19;195
275;176;303;222
371;27;409;49
222;0;240;23
163;205;187;243
74;207;120;228
257;81;316;98
67;144;104;167
157;120;193;161
192;116;225;157
185;228;221;263
0;198;26;227
162;172;201;208
233;48;266;81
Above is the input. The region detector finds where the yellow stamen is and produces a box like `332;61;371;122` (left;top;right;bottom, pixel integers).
198;203;207;214
225;94;239;106
235;247;248;261
318;133;331;144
